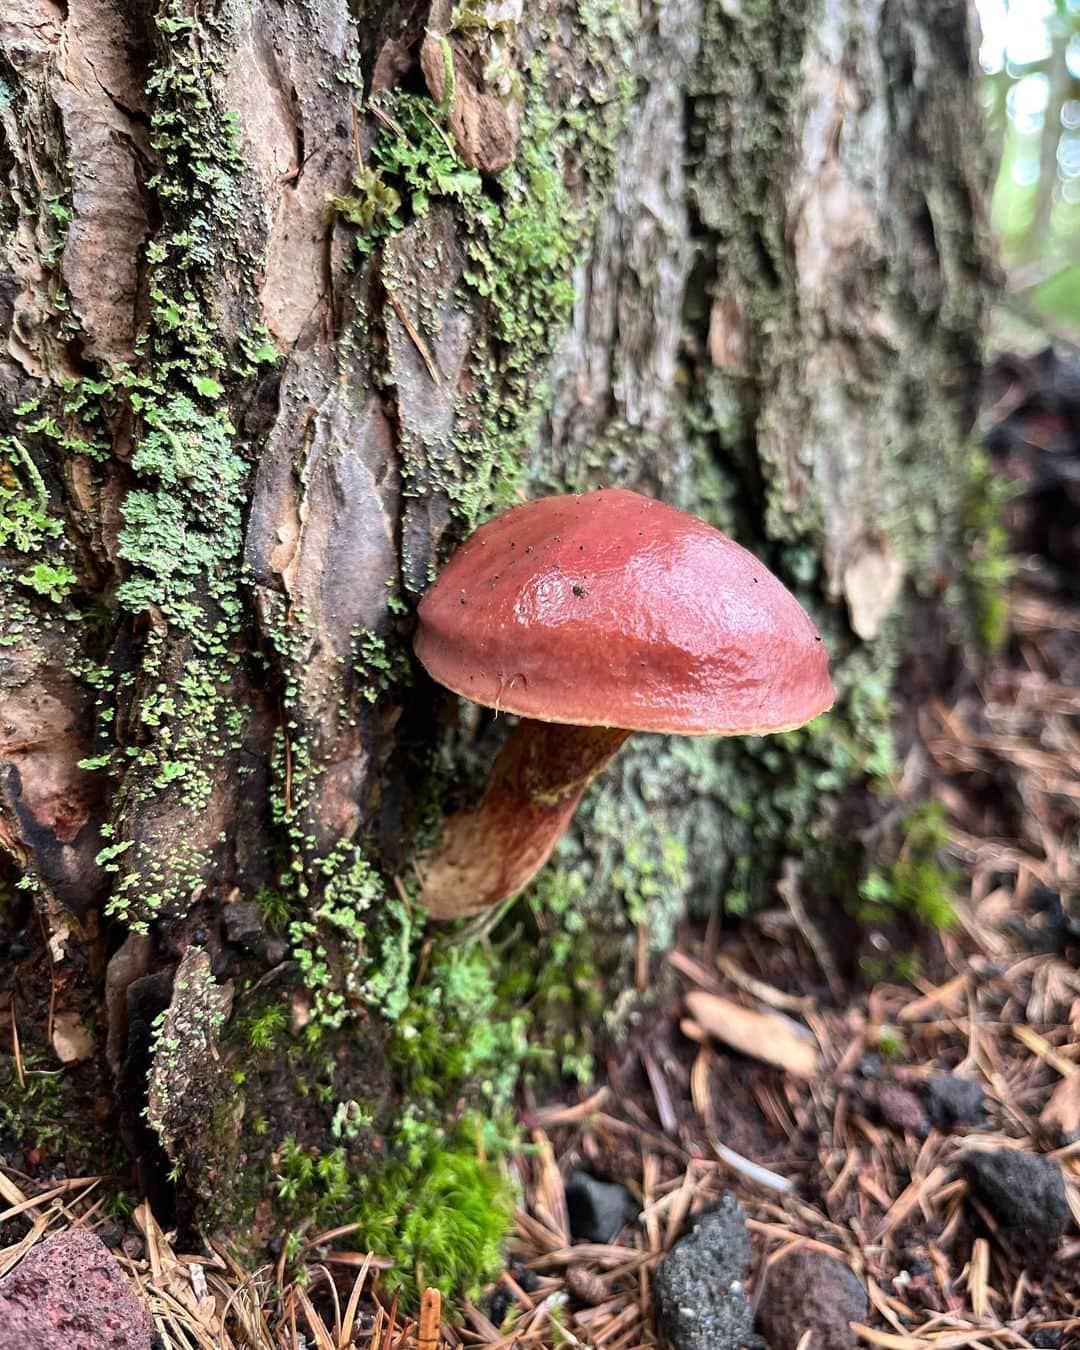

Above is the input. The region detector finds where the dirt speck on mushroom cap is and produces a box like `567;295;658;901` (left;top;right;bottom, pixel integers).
414;488;835;735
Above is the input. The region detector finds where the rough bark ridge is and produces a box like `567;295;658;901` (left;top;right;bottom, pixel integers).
0;0;987;1292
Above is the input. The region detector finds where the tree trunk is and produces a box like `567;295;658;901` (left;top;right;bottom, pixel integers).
0;0;989;1292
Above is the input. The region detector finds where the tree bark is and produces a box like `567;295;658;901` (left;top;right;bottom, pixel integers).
0;0;989;1276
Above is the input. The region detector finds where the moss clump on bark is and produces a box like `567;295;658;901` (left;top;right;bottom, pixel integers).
207;11;648;1286
953;445;1014;654
332;76;586;532
6;1;280;927
328;0;634;539
210;937;526;1307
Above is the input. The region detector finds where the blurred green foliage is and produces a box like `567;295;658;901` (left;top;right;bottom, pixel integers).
979;0;1080;335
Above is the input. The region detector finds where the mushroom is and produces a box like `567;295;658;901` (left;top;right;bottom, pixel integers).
413;488;834;919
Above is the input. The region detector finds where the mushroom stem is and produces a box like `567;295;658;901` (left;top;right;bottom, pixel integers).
417;720;631;919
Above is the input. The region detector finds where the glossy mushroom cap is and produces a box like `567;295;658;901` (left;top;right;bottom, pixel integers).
415;488;834;735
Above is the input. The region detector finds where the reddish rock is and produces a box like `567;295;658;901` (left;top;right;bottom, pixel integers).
0;1228;153;1350
756;1249;868;1350
877;1083;929;1137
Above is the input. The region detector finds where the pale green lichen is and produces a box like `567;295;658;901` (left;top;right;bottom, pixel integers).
79;3;278;925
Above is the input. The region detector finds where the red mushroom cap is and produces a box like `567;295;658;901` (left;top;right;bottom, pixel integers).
414;488;834;735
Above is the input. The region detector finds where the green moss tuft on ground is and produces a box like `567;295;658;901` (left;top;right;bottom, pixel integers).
857;801;960;931
349;1143;514;1305
271;1127;514;1307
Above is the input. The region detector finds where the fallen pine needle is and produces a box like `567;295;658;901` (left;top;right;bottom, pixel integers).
709;1138;793;1193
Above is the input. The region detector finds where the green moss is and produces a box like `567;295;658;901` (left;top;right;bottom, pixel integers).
278;833;413;1033
339;79;579;530
3;1;269;935
272;1128;513;1307
355;629;412;704
870;1025;907;1060
0;1044;123;1180
954;445;1014;654
328;0;633;541
0;1051;66;1155
18;560;77;603
228;936;526;1307
350;1142;513;1305
244;1004;288;1052
329;162;404;246
254;886;290;933
0;431;79;625
516;866;605;1082
387;941;530;1110
0;437;62;553
856;801;960;931
75;2;280;926
365;91;483;237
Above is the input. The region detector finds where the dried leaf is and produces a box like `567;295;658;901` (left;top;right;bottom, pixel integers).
51;1009;95;1063
684;991;819;1077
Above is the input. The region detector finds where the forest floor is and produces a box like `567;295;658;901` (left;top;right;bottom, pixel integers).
2;567;1075;1348
2;376;1078;1347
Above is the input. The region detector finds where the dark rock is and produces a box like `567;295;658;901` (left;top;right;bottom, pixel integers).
484;1282;514;1330
654;1192;761;1350
262;936;288;965
877;1083;929;1137
1036;887;1080;954
0;1228;153;1349
964;1148;1070;1258
756;1249;868;1350
96;1220;123;1250
924;1074;984;1130
483;1261;539;1327
223;900;265;945
565;1171;635;1244
223;901;285;964
1029;1331;1061;1348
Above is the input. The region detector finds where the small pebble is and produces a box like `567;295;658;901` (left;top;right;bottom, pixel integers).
565;1171;635;1244
964;1148;1070;1259
877;1083;930;1137
654;1192;761;1350
756;1249;868;1350
924;1073;985;1130
565;1265;607;1305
